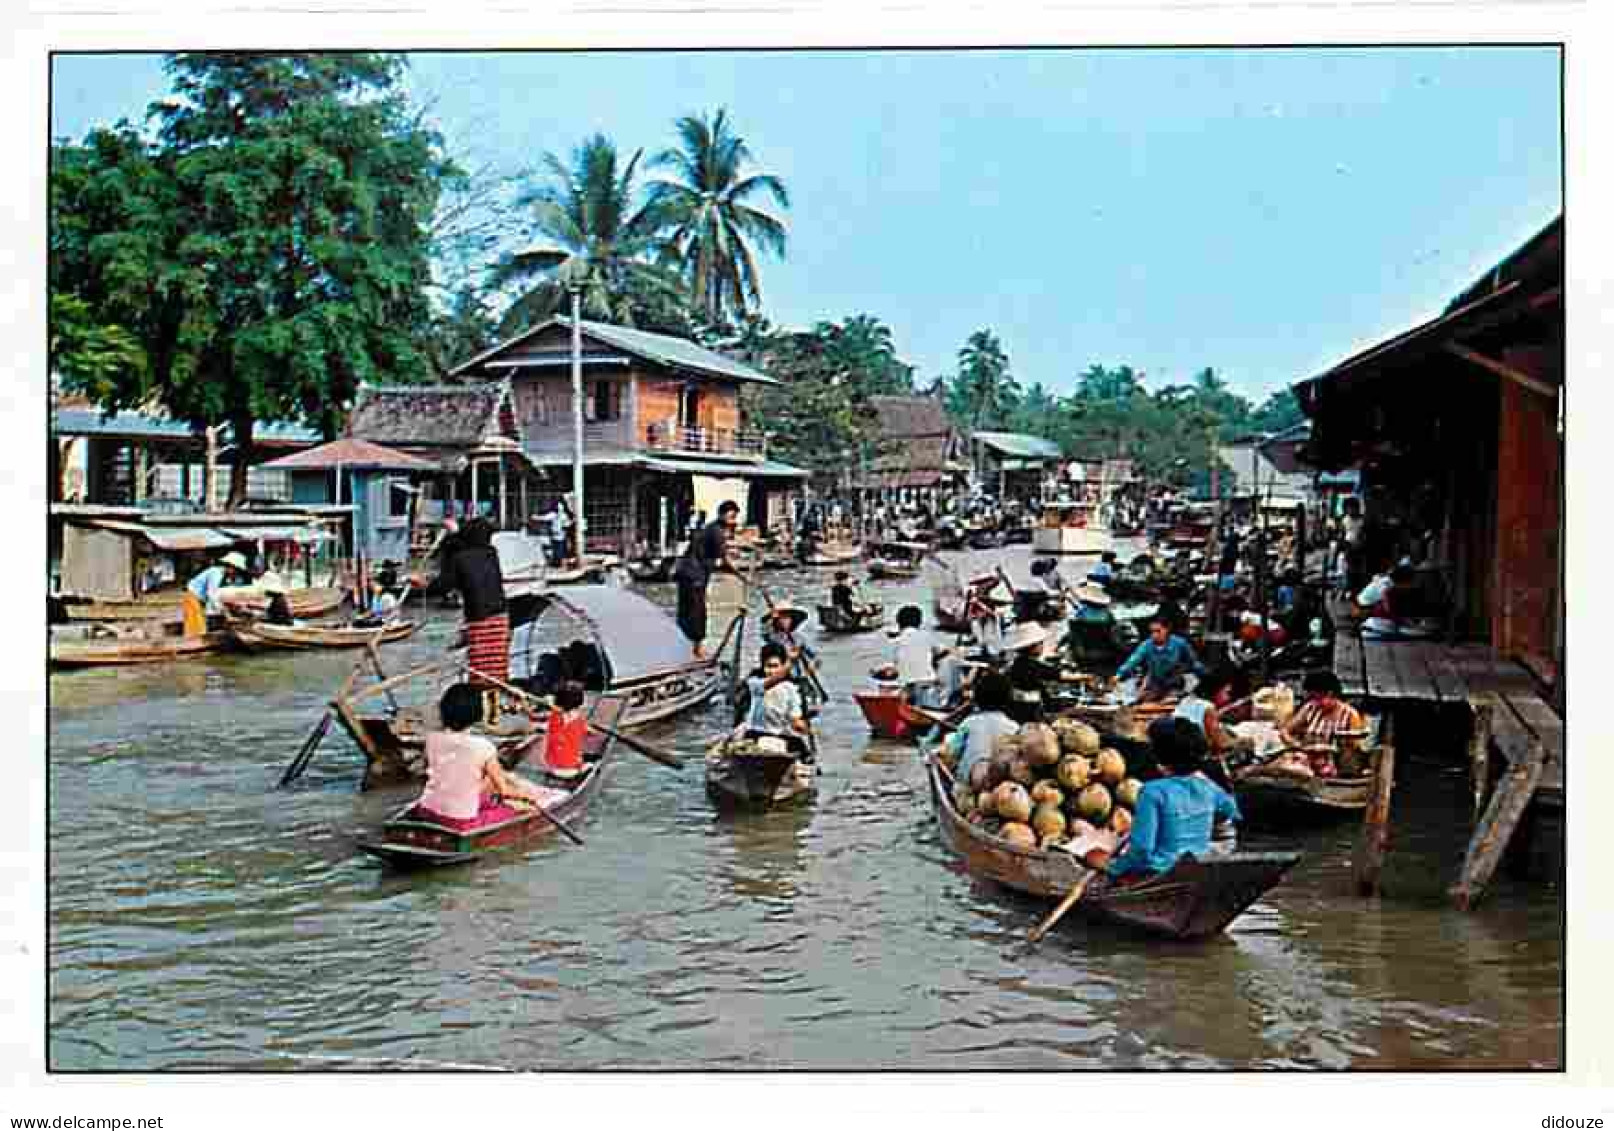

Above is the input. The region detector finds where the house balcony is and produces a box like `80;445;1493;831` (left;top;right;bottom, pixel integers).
642;422;767;461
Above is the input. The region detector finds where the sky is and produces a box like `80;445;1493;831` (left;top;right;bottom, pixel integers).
48;46;1562;403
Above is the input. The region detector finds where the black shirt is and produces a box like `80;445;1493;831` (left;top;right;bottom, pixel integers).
677;520;729;585
443;546;507;622
831;583;856;613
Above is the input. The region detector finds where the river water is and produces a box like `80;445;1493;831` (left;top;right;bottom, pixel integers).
47;545;1562;1070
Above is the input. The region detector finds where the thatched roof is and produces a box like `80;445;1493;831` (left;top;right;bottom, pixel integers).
866;395;953;439
348;383;517;448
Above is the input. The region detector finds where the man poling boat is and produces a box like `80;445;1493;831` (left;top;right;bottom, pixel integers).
439;518;510;715
673;500;741;661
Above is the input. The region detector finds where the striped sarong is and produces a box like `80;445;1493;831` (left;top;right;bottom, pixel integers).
465;613;511;685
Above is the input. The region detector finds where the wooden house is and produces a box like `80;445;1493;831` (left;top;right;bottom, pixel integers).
446;318;809;553
858;395;970;506
1295;215;1563;700
971;431;1065;502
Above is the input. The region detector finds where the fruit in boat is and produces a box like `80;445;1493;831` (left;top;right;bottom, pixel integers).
1094;748;1127;786
1058;720;1101;756
993;781;1032;824
991;733;1022;761
1000;821;1037;850
1115;778;1143;809
1076;783;1113;823
976;789;998;817
968;759;994;793
1109;806;1133;837
1067;819;1098;841
1030;780;1063;808
1055;754;1091;792
1007;757;1036;787
1032;802;1067;840
1038;833;1066;852
953;783;977;815
1019;723;1060;767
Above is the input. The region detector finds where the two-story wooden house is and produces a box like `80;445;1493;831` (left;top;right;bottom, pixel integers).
446;318;808;553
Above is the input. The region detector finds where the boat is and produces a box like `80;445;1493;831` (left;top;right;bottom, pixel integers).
347;583;744;788
67;585;345;624
49;624;228;667
966;527;1003;550
356;694;627;868
1230;726;1383;826
800;539;863;567
626;553;677;583
866;540;927;581
705;736;815;812
817;602;884;634
853;689;941;741
227;617;419;652
925;754;1300;940
1033;499;1112;556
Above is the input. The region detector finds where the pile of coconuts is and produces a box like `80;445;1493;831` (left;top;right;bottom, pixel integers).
948;718;1142;852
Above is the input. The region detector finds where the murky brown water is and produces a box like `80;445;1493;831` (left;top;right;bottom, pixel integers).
47;545;1562;1070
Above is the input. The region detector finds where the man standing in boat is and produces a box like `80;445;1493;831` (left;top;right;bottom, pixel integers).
674;500;740;661
442;517;510;713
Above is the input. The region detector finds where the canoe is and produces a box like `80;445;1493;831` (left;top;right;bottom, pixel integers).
49;628;228;668
925;754;1300;940
867;559;921;580
66;585;344;623
818;603;884;634
356;695;625;868
800;541;863;567
1233;770;1374;825
853;689;937;741
227;618;419;651
705;737;815;812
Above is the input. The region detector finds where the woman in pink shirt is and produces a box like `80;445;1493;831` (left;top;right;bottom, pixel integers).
414;683;553;829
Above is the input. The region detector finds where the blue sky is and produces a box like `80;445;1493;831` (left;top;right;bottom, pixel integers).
49;47;1561;402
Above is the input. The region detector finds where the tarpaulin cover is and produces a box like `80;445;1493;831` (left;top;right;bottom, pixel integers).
89;520;235;552
541;585;704;683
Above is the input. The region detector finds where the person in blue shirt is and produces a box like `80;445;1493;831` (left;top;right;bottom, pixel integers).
1114;616;1204;702
1107;717;1241;881
1087;551;1117;586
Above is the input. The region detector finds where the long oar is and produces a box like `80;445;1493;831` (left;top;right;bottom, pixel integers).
508;796;585;847
279;710;333;787
1027;871;1096;945
467;668;687;771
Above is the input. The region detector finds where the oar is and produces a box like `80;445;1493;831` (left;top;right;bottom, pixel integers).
508;796;585;847
278;709;333;787
463;668;687;771
1027;871;1096;945
758;584;831;702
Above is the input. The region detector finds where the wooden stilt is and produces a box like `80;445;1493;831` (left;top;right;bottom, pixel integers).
1468;696;1496;824
1353;718;1397;897
1451;737;1545;911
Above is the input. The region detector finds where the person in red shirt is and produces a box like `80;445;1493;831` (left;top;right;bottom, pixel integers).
541;681;590;781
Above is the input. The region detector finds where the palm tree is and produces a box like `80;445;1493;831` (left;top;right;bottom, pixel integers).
493;134;685;333
953;329;1018;430
648;108;790;330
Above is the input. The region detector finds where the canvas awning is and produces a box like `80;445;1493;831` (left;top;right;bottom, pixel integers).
540;585;704;683
219;524;332;544
85;520;235;552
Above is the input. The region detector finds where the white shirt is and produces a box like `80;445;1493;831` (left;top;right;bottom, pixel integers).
894;627;937;685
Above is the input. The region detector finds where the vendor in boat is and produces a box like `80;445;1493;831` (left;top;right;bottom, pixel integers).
1004;620;1059;724
763;601;817;684
182;551;251;635
830;571;876;622
413;683;558;830
260;573;295;626
945;670;1020;785
892;604;953;710
673;500;741;661
1282;670;1367;752
352;578;398;628
1106;717;1241;882
738;642;812;758
442;517;510;698
1088;551;1118;586
1114;615;1204;703
1171;666;1243;788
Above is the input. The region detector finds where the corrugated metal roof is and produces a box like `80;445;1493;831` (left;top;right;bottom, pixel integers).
971;431;1063;460
53;409;320;444
261;437;438;472
454;318;778;386
219;525;332;544
84;520;236;551
636;454;809;480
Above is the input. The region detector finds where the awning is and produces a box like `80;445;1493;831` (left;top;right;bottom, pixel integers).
85;520;235;552
972;431;1063;461
635;455;809;480
540;585;703;683
218;524;332;544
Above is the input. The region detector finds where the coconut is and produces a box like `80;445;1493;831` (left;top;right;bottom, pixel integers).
1109;807;1133;837
967;759;995;793
1055;754;1092;792
953;783;977;815
993;781;1033;824
1060;720;1101;756
1007;756;1037;787
1115;777;1143;809
976;790;998;818
1032;802;1067;841
991;733;1023;762
1094;748;1127;786
1030;780;1064;808
999;821;1037;850
1019;723;1060;767
1076;782;1114;823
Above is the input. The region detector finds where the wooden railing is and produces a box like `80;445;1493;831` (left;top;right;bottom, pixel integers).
642;422;766;459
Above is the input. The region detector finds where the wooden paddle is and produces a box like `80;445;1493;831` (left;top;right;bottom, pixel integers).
279;710;333;788
466;668;688;771
508;795;585;847
1027;871;1096;945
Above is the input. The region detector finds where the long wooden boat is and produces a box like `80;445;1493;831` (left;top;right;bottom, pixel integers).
818;602;884;634
705;737;815;812
66;585;344;623
227;618;419;652
49;626;229;668
866;540;927;581
853;689;936;741
1233;770;1373;825
350;584;739;789
357;695;626;868
925;755;1299;940
801;540;863;567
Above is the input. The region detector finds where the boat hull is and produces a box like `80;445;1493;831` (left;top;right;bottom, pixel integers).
926;756;1299;939
867;561;921;580
853;690;934;741
817;604;884;634
228;619;418;651
705;742;815;811
66;586;344;624
1233;771;1373;827
49;630;228;667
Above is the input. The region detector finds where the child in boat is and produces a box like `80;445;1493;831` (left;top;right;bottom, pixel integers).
945;670;1019;786
738;642;811;757
1106;717;1241;881
892;604;949;710
414;683;557;829
541;680;590;782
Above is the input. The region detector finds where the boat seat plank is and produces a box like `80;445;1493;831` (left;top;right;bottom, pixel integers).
1332;631;1367;698
1362;641;1403;700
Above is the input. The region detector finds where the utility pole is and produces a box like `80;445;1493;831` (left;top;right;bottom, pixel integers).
570;286;587;562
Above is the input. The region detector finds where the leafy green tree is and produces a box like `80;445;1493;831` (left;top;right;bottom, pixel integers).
947;329;1018;430
816;314;912;399
494;133;689;335
51;53;448;506
1249;387;1305;435
647;108;790;331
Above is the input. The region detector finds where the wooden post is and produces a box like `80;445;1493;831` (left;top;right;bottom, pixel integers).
1451;737;1545;911
1353;717;1396;897
203;426;221;512
1468;696;1495;824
